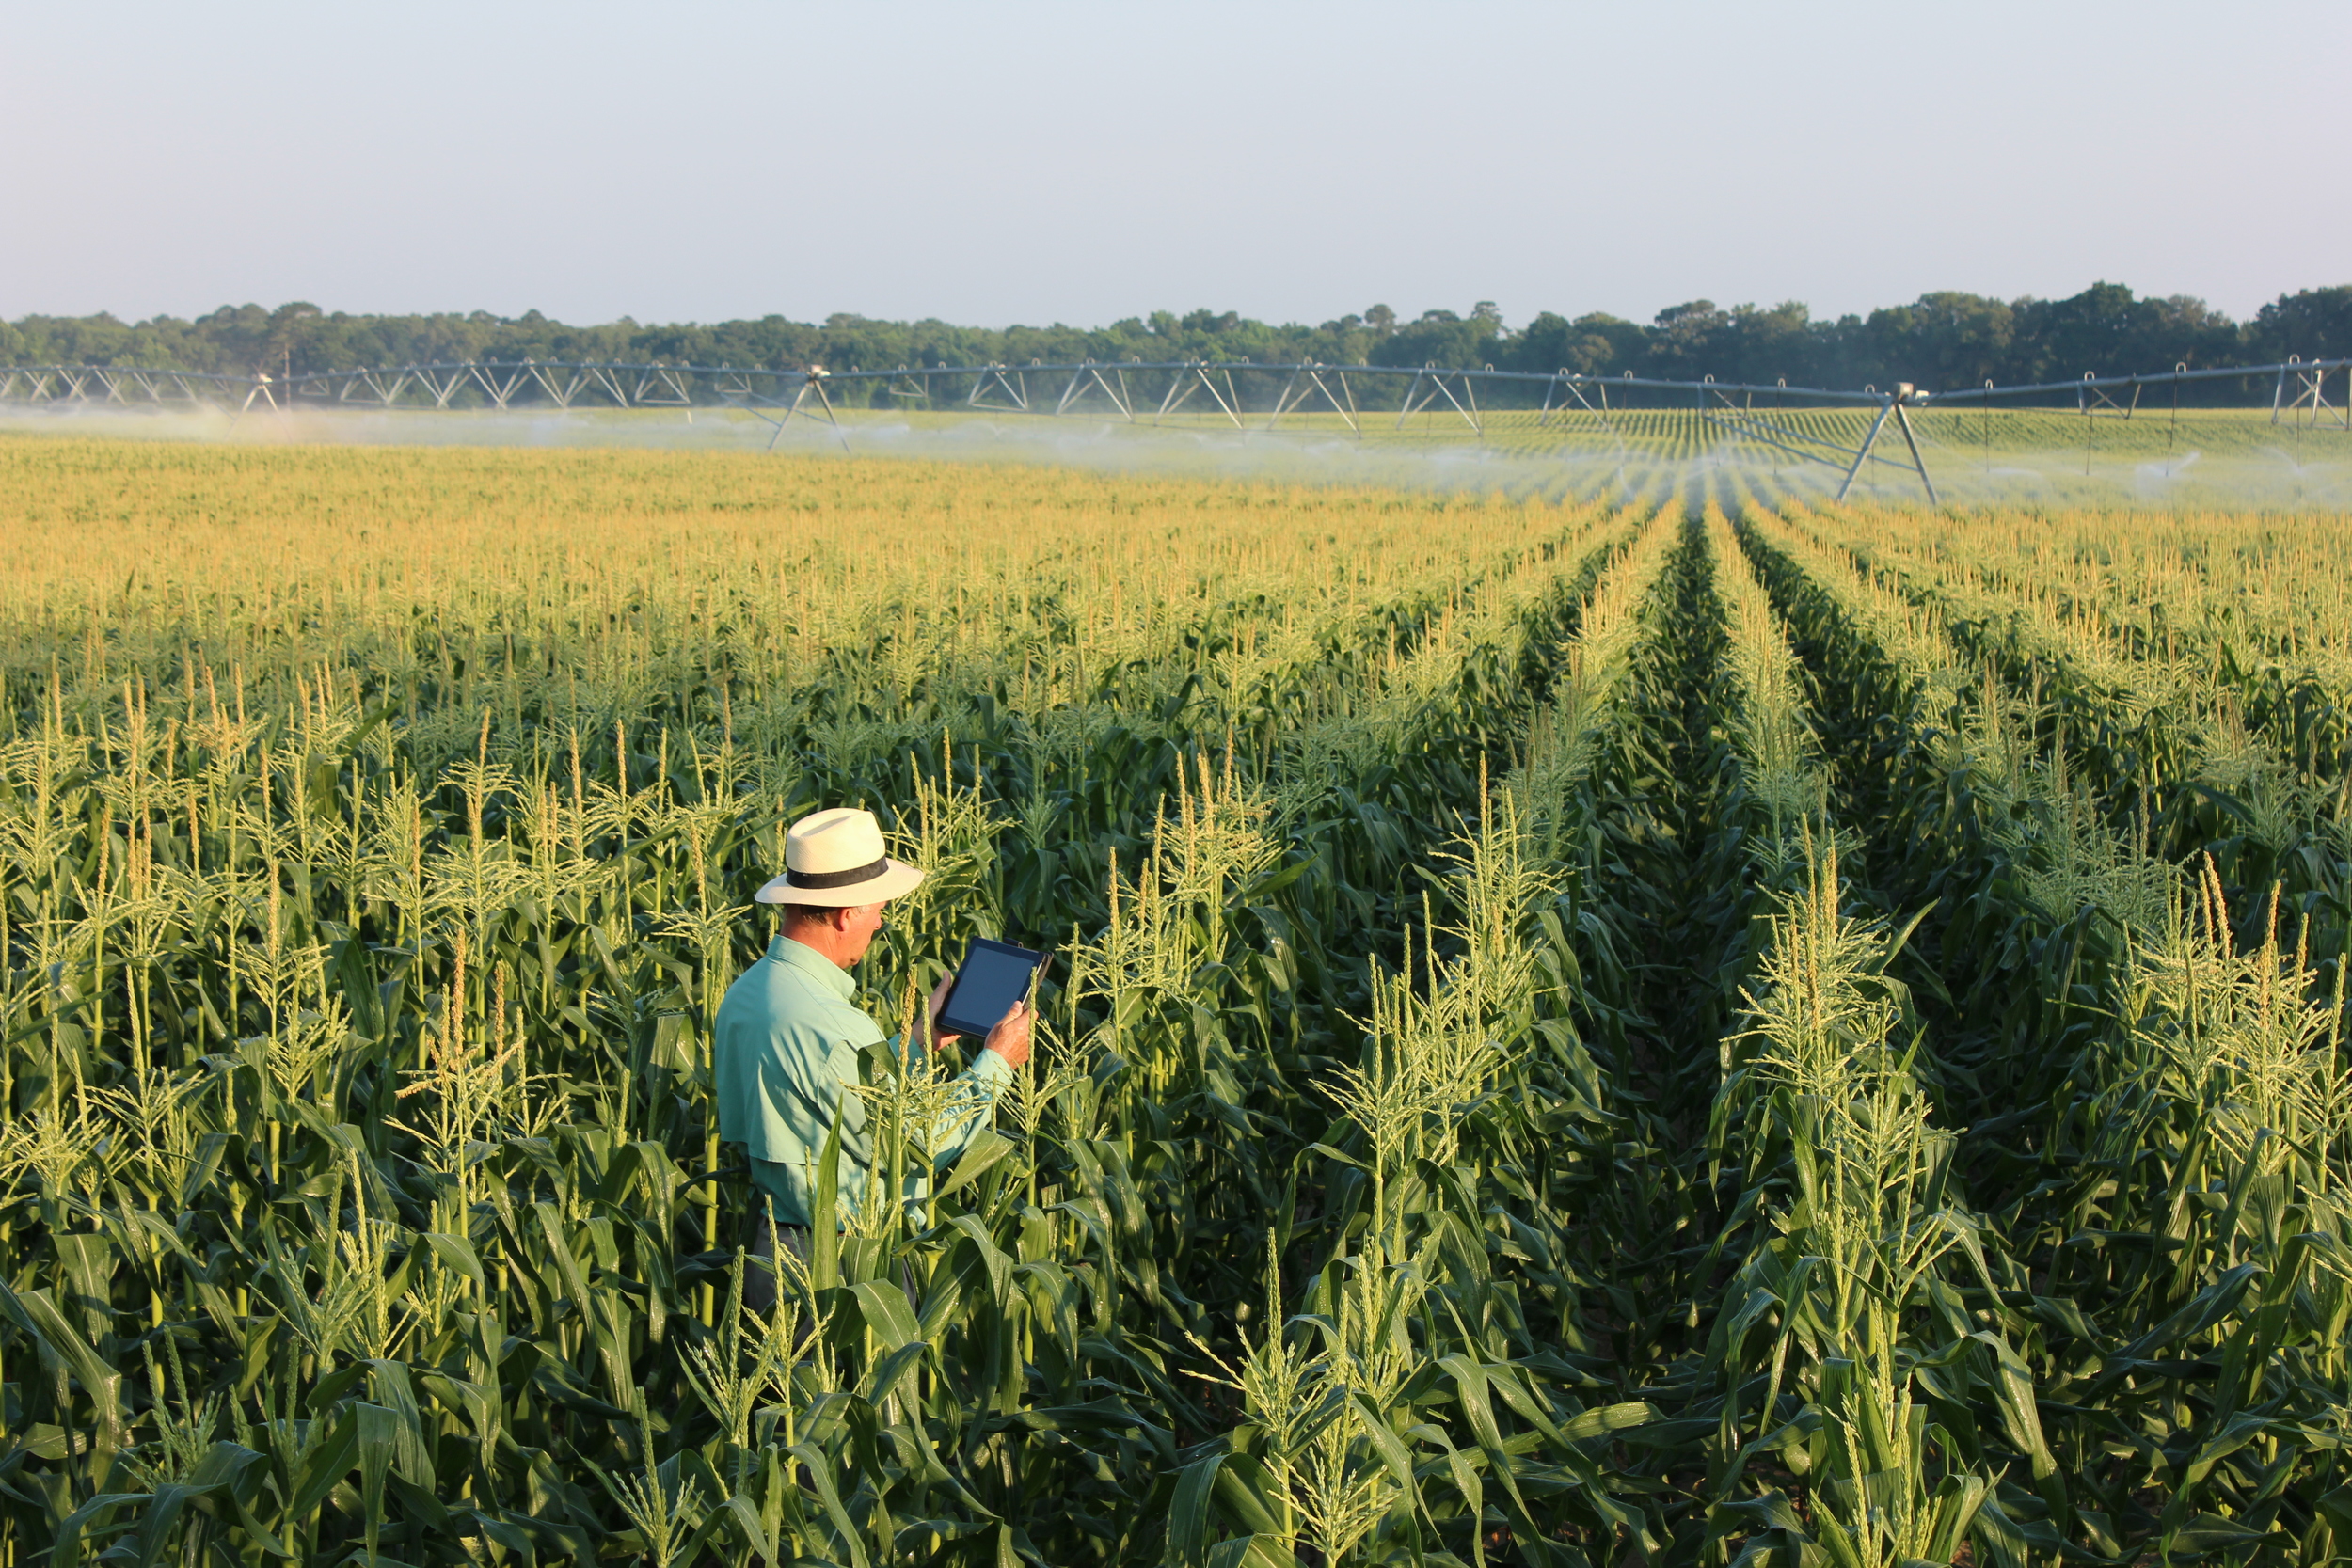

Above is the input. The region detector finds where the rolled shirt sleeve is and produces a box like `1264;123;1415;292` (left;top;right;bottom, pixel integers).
931;1046;1015;1167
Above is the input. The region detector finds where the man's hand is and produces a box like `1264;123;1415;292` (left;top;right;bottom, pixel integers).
983;1001;1033;1071
924;970;1031;1069
924;971;960;1050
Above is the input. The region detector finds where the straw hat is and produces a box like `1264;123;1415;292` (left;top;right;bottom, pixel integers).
754;807;926;906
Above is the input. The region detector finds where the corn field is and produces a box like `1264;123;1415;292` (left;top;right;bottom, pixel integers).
0;436;2347;1568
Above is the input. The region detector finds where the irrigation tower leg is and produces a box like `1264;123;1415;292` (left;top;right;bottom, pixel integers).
1835;403;1895;500
1893;403;1939;506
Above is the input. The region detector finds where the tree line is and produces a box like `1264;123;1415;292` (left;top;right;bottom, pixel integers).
6;281;2349;395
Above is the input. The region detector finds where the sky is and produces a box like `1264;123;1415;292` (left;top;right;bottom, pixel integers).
5;0;2345;334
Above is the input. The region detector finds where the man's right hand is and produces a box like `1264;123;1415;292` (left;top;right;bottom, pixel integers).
983;1001;1033;1071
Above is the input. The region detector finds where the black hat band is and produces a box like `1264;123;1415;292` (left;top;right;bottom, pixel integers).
786;856;889;890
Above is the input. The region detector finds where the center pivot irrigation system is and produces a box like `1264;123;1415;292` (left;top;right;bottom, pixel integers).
4;354;2347;502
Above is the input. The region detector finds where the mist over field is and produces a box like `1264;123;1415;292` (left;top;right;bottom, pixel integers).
8;397;2346;512
13;272;2349;511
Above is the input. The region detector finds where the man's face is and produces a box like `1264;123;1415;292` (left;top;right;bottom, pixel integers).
837;901;887;965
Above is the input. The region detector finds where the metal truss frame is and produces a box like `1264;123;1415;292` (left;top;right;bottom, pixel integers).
1534;371;1634;497
1055;362;1135;420
2;365;251;408
1394;366;1483;435
966;366;1030;414
1697;382;1938;504
2274;358;2349;431
9;355;2349;505
1152;364;1245;427
708;372;847;451
1939;357;2352;415
265;359;703;412
1265;364;1359;435
2082;375;2141;419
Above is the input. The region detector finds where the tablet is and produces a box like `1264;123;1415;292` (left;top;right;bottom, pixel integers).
937;937;1047;1040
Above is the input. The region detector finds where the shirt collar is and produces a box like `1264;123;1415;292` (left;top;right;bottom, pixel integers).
771;935;856;1000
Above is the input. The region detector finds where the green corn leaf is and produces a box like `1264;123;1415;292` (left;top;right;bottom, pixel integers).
364;1359;437;1488
1163;1449;1225;1568
789;1439;873;1568
2167;1513;2276;1554
864;1339;930;1407
1204;1535;1293;1568
422;1231;485;1292
1967;1332;2059;1482
1349;1389;1419;1501
1209;1451;1286;1540
284;1405;360;1524
1924;1472;1991;1564
354;1400;402;1554
42;1491;147;1568
852;1278;923;1352
531;1201;594;1309
815;1107;845;1291
936;1127;1018;1198
0;1281;124;1445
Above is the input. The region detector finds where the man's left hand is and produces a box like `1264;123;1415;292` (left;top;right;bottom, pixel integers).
925;971;961;1051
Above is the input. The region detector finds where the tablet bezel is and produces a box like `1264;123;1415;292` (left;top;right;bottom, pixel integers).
936;936;1047;1040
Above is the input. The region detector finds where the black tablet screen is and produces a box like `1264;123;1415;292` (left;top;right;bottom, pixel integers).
939;939;1044;1038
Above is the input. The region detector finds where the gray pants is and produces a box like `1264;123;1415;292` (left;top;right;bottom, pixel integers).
743;1205;809;1314
740;1206;914;1317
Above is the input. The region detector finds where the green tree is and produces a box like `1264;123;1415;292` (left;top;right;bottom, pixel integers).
1644;300;1729;379
2251;285;2352;361
1863;292;2014;390
1371;308;1496;369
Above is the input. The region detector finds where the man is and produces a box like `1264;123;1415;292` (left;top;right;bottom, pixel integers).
713;805;1032;1307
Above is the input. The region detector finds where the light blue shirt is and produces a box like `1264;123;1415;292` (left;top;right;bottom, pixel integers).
712;936;1012;1227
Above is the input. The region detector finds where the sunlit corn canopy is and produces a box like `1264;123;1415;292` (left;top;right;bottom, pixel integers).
0;436;2345;1565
